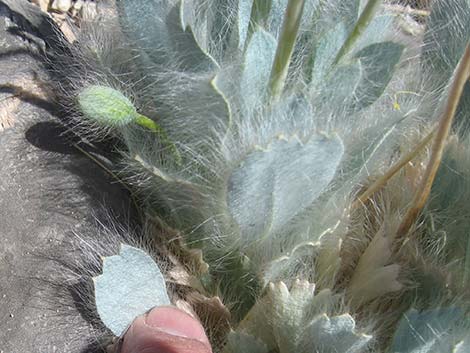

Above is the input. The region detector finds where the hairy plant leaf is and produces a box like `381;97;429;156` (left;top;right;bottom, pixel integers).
237;0;254;49
310;24;362;112
117;0;172;65
423;0;470;135
352;41;404;110
299;313;372;353
338;0;361;32
262;242;319;285
390;307;465;353
228;134;344;241
268;0;288;37
167;2;217;71
423;0;470;82
327;62;362;110
118;0;216;71
235;281;369;353
225;332;269;353
240;29;277;114
310;16;400;111
94;244;170;336
310;22;347;85
355;13;394;51
454;338;470;353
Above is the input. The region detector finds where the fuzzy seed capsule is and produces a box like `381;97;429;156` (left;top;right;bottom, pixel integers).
78;85;138;127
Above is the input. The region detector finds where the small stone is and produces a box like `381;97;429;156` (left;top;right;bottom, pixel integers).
50;0;72;13
73;0;84;11
80;1;98;21
59;21;77;43
51;12;67;22
71;0;84;17
31;0;50;12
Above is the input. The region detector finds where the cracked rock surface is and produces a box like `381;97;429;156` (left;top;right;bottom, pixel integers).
0;4;131;352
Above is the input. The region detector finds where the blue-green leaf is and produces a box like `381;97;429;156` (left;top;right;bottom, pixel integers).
454;338;470;353
310;22;348;85
339;0;361;32
423;0;470;82
390;307;465;353
238;0;254;49
117;0;216;71
352;41;403;110
225;332;269;353
355;13;394;51
116;0;172;65
328;62;362;108
228;134;344;242
262;242;319;285
240;29;277;114
268;0;288;37
423;0;470;135
94;244;170;336
166;1;217;71
300;314;372;353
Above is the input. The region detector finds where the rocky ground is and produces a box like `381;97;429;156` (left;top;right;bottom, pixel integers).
29;0;100;42
0;2;132;352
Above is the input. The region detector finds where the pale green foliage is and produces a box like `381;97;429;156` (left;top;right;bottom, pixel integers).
426;136;470;290
423;0;470;134
228;134;343;243
60;0;470;351
240;29;276;113
389;307;469;353
225;280;371;353
226;332;269;353
262;241;319;286
94;244;170;336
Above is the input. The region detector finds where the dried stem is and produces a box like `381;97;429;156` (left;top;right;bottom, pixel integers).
352;127;436;210
397;44;470;237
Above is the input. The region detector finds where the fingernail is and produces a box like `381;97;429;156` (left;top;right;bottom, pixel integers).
120;306;212;353
144;306;209;343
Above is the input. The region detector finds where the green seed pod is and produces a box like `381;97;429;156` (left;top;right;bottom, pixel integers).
78;85;181;162
78;85;139;127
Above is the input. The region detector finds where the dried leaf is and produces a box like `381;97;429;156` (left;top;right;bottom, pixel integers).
348;223;402;306
0;96;20;132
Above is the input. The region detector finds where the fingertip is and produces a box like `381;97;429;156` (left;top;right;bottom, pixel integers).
144;306;209;345
119;306;212;353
